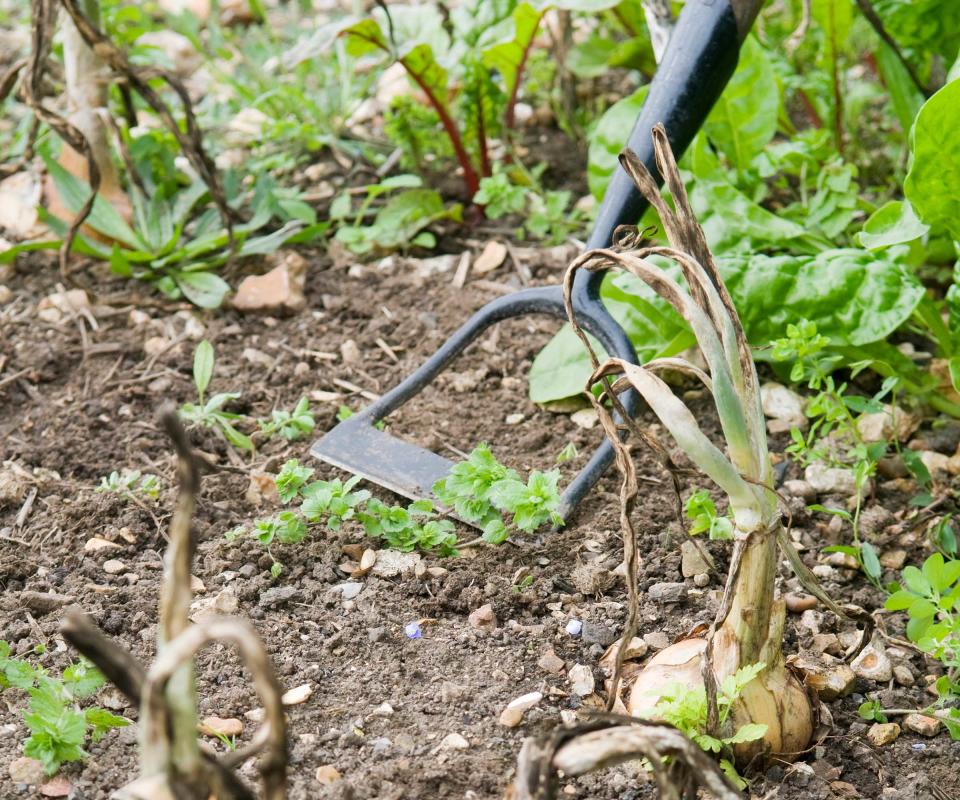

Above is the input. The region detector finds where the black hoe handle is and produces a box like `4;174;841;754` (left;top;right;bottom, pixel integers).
581;0;763;258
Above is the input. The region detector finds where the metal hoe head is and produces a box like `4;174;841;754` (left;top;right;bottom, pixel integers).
312;0;763;525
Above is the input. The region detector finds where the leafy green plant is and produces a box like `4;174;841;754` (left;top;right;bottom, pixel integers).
96;469;162;500
258;397;315;442
301;475;371;531
684;489;733;541
0;643;128;775
1;146;321;308
886;553;960;703
179;340;253;452
475;170;584;244
274;459;315;504
357;498;458;556
432;443;563;544
633;663;768;791
329;174;461;254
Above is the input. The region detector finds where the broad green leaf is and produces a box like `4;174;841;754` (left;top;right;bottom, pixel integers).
43;156;144;250
902;565;932;596
193;340;214;400
587;85;649;200
857;200;929;250
528;271;693;404
529;248;923;403
904;79;960;240
175;271;231;309
726;722;768;744
482;4;544;104
689;181;815;254
885;590;916;611
704;37;778;172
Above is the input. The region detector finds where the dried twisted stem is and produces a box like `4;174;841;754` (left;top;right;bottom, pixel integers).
514;716;742;800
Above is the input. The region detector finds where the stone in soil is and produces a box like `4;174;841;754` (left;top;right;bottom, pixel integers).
867;723;900;746
39;775;73;797
903;714;941;737
568;664;595;696
643;631;670;650
200;716;244;737
648;582;687;603
370;549;420;578
103;558;127;574
438;733;470;750
538;649;565;674
282;683;313;705
851;643;893;683
8;756;44;786
499;691;542;727
785;592;818;613
783;479;816;502
680;541;711;577
804;463;857;496
580;621;616;646
232;252;307;313
760;382;807;432
794;658;856;700
893;665;915;687
468;603;498;631
258;585;300;608
315;765;342;785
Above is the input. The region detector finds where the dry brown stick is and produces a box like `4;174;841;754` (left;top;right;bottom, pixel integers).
142;618;288;800
60;610;258;800
514;716;742;800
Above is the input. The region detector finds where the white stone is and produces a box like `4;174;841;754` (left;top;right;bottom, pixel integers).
805;463;857;496
568;664;595;696
499;692;542;727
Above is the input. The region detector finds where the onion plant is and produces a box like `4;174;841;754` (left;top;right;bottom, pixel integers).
564;126;816;763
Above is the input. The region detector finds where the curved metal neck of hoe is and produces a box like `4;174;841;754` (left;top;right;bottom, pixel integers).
571;0;760;309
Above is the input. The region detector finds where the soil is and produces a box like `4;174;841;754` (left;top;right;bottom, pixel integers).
1;246;959;800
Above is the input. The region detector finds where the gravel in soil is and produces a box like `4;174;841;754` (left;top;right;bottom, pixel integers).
1;251;959;799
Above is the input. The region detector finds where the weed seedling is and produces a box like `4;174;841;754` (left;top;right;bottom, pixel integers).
0;643;128;775
432;443;563;544
301;475;371;531
634;663;769;790
274;459;315;504
96;469;162;501
179;340;253;452
684;489;734;541
259;397;315;442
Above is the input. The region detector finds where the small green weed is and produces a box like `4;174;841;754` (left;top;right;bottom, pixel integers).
179;340;254;452
432;444;564;544
329;175;461;255
96;469;162;501
886;553;960;708
0;643;128;775
258;397;316;442
684;489;734;541
634;663;769;791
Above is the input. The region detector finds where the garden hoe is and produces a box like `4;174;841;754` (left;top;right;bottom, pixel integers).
312;0;764;523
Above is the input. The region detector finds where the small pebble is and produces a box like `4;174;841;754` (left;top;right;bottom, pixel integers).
102;559;126;575
565;619;582;637
404;622;422;639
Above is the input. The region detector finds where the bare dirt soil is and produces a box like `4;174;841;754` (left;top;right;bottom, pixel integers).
2;248;959;800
